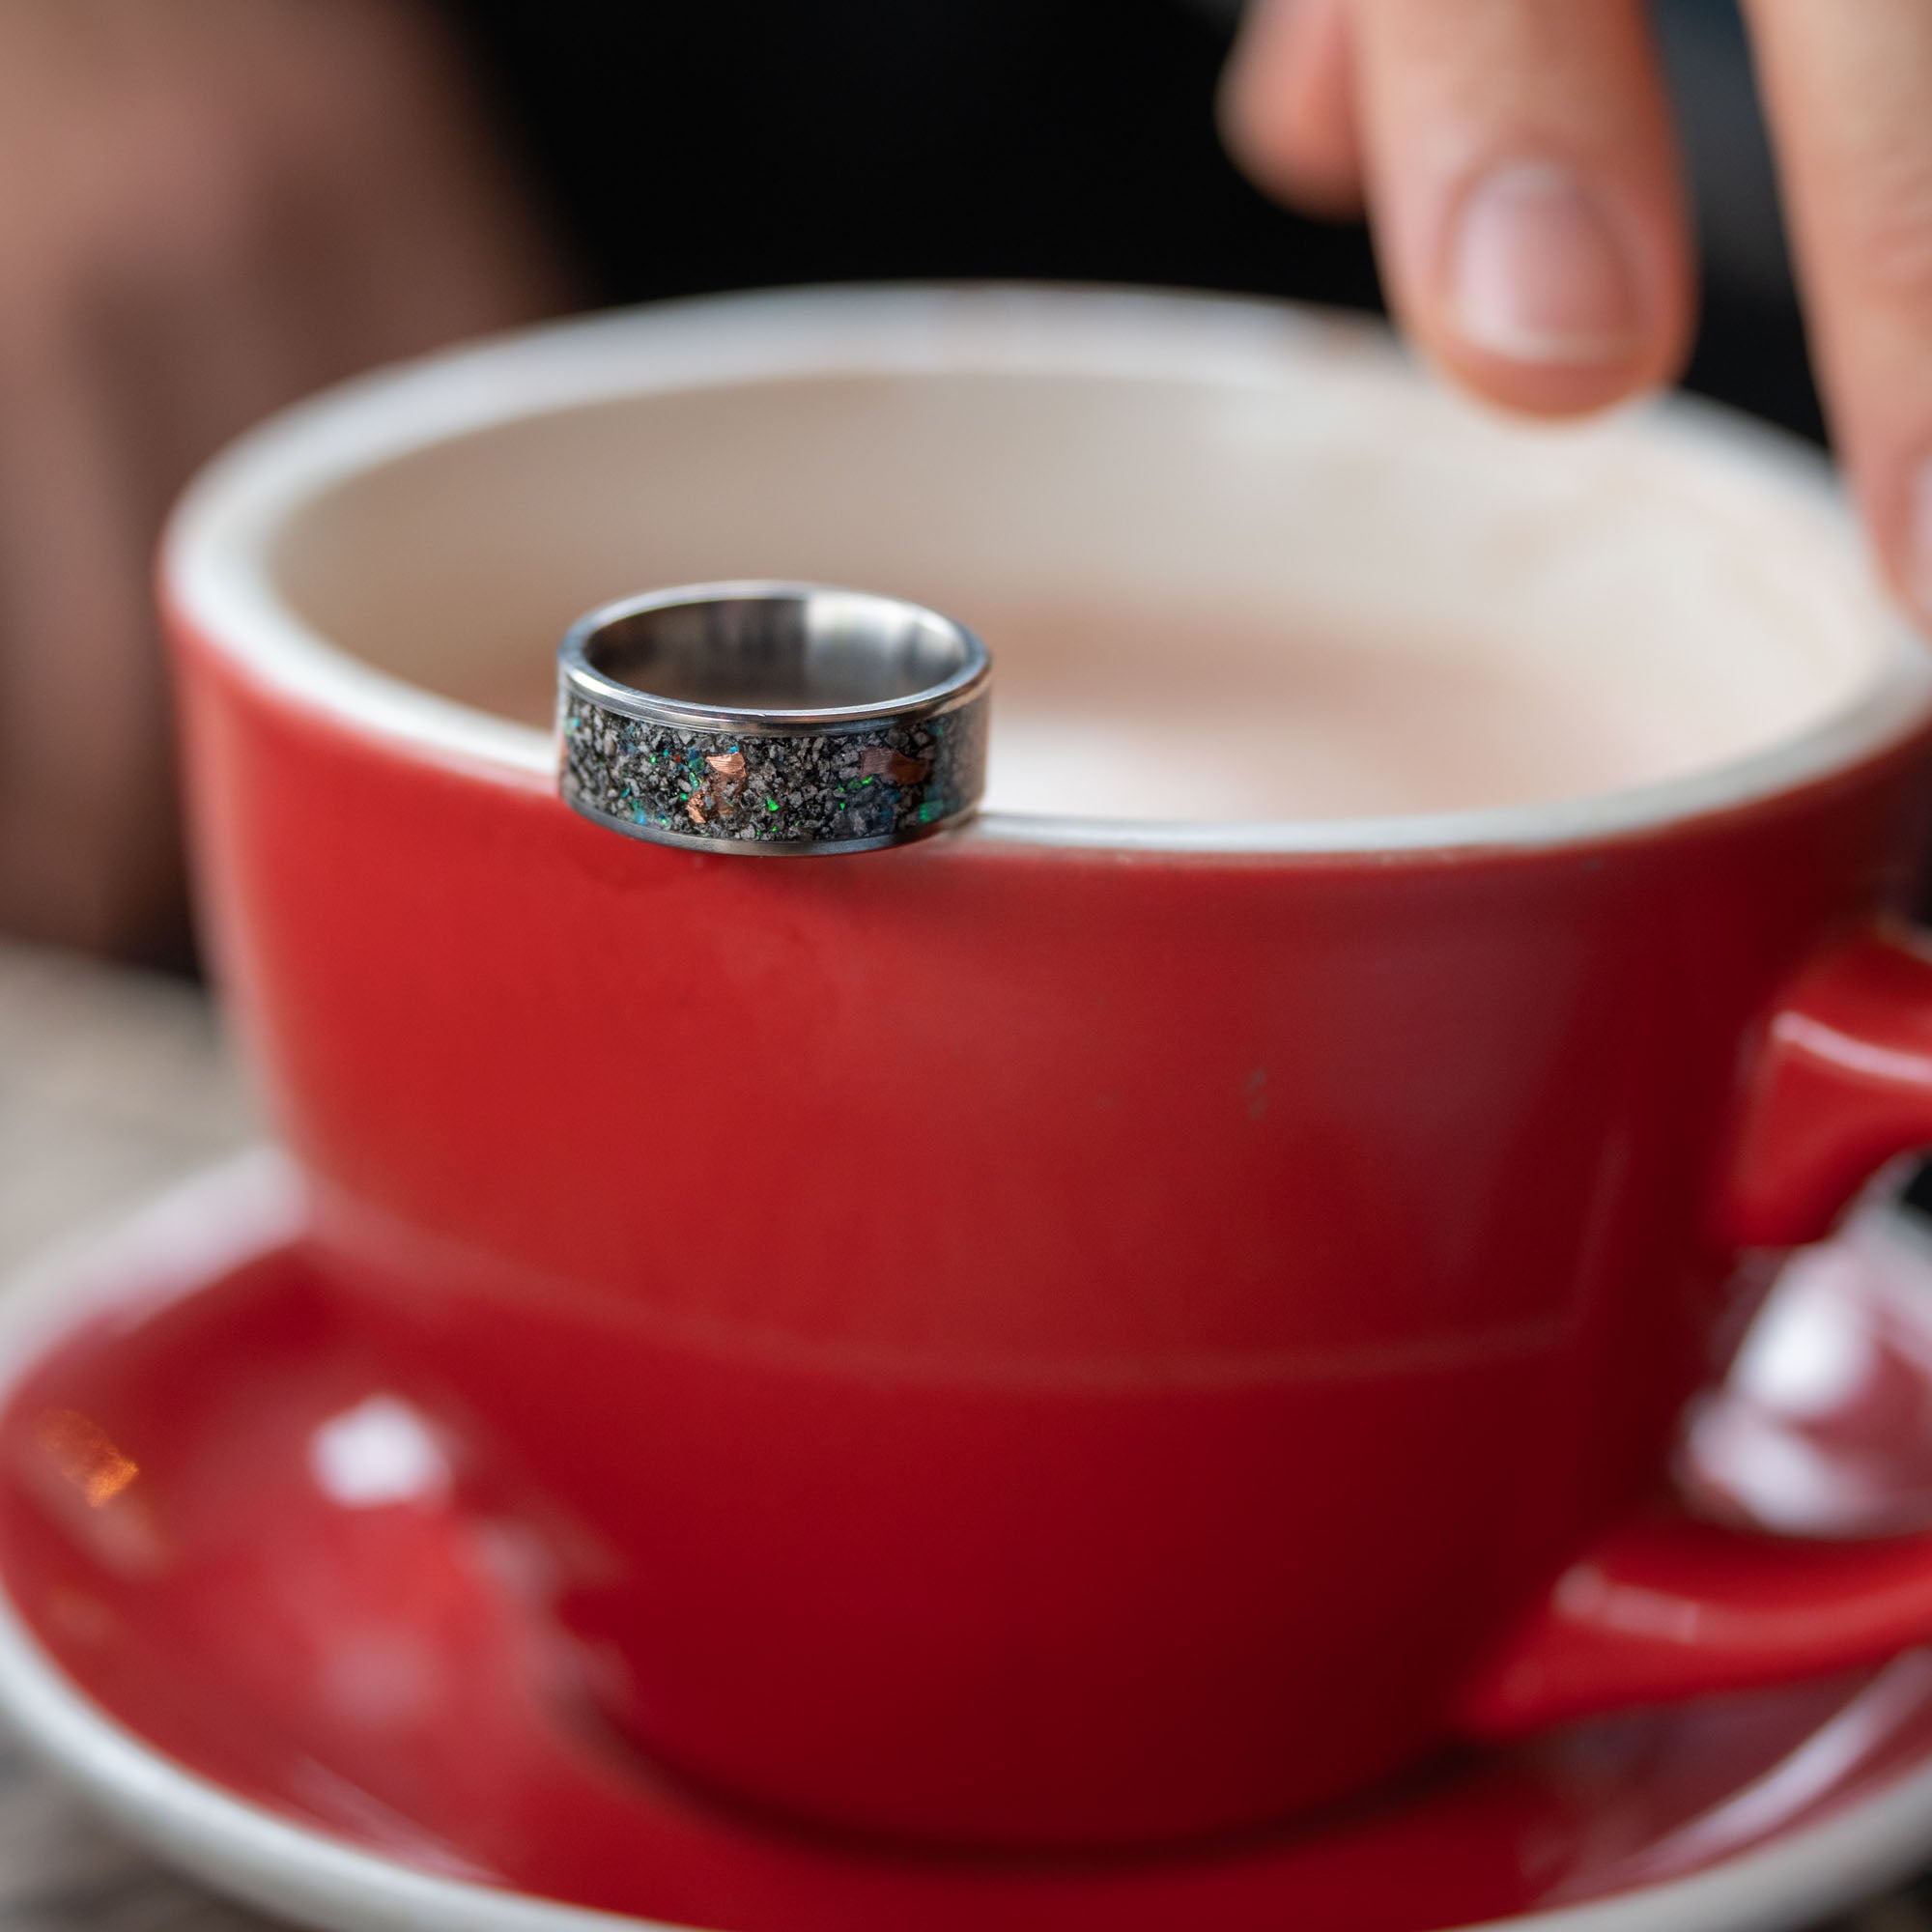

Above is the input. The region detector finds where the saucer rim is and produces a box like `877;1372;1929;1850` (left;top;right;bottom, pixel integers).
0;1151;1927;1932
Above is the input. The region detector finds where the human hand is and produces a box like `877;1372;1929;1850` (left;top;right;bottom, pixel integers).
0;0;571;957
1220;0;1932;623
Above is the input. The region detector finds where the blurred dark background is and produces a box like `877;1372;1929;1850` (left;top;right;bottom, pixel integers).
448;0;1820;440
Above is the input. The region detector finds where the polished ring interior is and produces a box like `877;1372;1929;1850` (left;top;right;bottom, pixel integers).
557;582;991;856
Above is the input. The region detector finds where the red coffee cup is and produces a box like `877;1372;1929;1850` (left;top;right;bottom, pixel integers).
163;286;1932;1851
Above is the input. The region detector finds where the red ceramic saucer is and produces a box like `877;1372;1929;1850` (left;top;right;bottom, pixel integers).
4;1156;1932;1932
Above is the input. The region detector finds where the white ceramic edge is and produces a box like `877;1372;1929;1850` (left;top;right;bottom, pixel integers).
0;1157;1927;1932
163;282;1932;859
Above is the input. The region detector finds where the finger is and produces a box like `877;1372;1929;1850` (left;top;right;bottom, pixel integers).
1740;0;1932;622
1220;0;1365;219
1351;0;1692;416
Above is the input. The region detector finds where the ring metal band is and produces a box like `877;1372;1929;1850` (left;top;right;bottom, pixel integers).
557;582;990;855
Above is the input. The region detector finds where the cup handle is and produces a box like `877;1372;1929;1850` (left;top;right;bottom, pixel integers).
1457;925;1932;1738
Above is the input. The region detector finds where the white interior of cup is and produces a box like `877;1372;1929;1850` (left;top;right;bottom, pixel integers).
166;285;1932;853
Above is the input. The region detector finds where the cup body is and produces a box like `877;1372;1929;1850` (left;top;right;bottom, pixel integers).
163;288;1932;1846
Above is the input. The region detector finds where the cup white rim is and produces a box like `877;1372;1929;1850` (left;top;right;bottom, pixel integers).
164;282;1932;859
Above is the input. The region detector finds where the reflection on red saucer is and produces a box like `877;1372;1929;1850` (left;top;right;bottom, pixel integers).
3;1156;1932;1932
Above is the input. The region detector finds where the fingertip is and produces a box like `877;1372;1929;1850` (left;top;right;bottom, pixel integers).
1840;448;1932;632
1403;160;1692;421
1414;339;1674;421
1894;453;1932;628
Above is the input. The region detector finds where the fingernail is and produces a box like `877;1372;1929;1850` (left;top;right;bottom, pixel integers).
1909;457;1932;623
1449;161;1643;366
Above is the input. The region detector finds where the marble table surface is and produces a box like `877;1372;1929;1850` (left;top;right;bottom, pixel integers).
0;937;1925;1931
